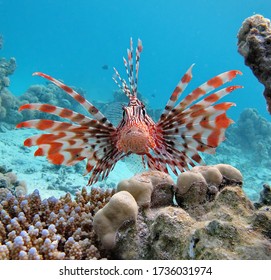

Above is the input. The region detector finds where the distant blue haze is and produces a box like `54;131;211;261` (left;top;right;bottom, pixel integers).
0;0;271;120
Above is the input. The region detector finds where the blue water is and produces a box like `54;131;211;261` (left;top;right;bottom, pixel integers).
0;0;271;121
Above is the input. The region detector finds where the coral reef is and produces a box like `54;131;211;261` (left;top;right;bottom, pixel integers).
0;165;27;199
0;37;18;127
176;164;242;212
237;14;271;114
98;167;270;260
0;88;22;127
117;170;175;208
226;108;271;162
1;165;271;260
0;186;115;260
0;56;16;92
93;191;138;249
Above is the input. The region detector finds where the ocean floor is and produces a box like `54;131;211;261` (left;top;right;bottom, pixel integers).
0;127;269;202
0;128;134;199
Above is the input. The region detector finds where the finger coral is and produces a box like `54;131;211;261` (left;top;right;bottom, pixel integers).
0;186;115;259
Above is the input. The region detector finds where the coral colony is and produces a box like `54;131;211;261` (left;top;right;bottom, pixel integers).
0;15;271;260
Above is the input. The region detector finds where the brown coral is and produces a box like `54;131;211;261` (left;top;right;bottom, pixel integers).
117;170;175;208
0;168;28;197
175;164;243;211
237;14;271;114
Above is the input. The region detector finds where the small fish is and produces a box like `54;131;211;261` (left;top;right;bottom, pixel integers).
102;64;109;70
17;38;242;185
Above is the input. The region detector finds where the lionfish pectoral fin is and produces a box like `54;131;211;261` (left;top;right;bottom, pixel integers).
32;72;114;127
18;103;93;125
86;147;124;185
160;64;195;119
156;69;242;175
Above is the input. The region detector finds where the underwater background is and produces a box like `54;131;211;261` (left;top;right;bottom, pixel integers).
1;0;271;201
0;0;270;119
1;0;271;261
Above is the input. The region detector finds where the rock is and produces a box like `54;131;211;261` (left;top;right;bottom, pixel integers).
117;170;175;208
93;191;138;250
259;184;271;206
176;171;208;208
251;206;271;239
237;14;271;114
113;186;271;259
215;164;243;187
175;165;243;211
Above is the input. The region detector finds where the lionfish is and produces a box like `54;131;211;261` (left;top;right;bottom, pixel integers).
16;38;242;185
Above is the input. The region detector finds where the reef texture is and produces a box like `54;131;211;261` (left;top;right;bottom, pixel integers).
0;56;16;92
0;39;18;127
103;167;270;260
0;37;87;129
226;108;271;163
0;165;27;199
0;187;115;259
237;14;271;114
0;165;270;260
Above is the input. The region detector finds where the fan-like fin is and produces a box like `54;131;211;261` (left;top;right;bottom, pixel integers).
32;72;113;127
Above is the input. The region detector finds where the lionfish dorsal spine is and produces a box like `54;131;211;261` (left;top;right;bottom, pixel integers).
112;38;143;100
32;72;113;127
112;67;132;98
134;38;143;95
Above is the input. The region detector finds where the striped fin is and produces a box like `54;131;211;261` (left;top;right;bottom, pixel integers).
184;85;242;115
160;64;194;118
17;117;121;184
19;103;93;125
134;39;143;94
154;69;242;175
112;67;132;98
126;38;135;95
113;38;143;99
32;72;113;127
175;70;242;111
85;147;125;185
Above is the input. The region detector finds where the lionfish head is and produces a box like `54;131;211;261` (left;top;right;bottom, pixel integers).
113;39;156;155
